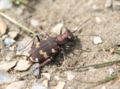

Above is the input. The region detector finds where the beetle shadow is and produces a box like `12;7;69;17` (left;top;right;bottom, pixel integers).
49;36;82;66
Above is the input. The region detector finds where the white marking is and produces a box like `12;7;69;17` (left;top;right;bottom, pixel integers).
35;58;39;62
51;48;56;53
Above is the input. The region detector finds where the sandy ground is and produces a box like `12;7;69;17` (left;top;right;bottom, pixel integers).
1;0;120;89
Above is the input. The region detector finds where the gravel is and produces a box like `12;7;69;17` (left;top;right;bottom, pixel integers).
0;71;16;84
5;80;27;89
4;37;16;47
14;59;32;71
0;19;7;36
31;83;48;89
0;0;12;10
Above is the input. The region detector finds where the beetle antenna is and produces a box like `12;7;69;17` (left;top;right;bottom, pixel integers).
35;33;41;42
72;18;91;33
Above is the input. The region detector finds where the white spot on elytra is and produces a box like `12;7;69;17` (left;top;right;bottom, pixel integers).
51;48;56;53
35;58;39;62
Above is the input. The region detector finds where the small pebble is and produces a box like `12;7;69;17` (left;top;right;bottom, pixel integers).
87;0;93;5
5;51;15;61
92;4;100;11
15;7;24;15
93;36;102;45
30;63;40;78
0;0;12;9
4;37;16;47
0;71;16;84
14;60;32;71
105;0;113;8
16;36;32;54
88;67;96;72
0;61;17;71
113;1;120;10
0;38;3;49
54;76;60;81
42;80;49;88
95;17;101;23
5;80;27;89
42;73;51;80
1;34;8;40
30;19;39;27
8;31;19;39
31;83;48;89
0;19;7;36
101;86;107;89
108;68;115;75
51;23;65;35
54;81;65;89
33;68;41;78
66;71;75;81
67;87;75;89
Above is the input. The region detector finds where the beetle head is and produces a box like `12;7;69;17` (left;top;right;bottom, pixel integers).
56;28;75;45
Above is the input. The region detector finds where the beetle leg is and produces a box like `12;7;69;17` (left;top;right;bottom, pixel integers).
40;58;51;67
33;58;51;78
60;47;66;61
45;32;50;38
35;34;41;42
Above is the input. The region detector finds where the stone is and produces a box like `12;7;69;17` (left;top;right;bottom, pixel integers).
88;67;96;72
93;36;103;45
105;0;113;8
4;37;15;47
42;80;49;88
16;36;32;56
66;71;75;81
30;19;39;27
14;60;32;71
108;68;115;75
8;31;19;39
92;4;100;11
95;17;101;23
113;1;120;10
30;63;40;78
0;19;7;36
54;76;60;81
0;61;17;71
5;51;15;61
0;71;16;84
31;83;48;89
5;81;27;89
42;73;51;80
0;38;3;49
101;86;107;89
51;23;66;35
87;0;93;5
15;7;24;15
54;81;65;89
0;0;12;10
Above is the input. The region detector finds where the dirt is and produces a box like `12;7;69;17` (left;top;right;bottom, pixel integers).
1;0;120;89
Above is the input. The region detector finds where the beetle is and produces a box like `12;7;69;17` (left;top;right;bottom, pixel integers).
25;18;91;78
27;29;77;78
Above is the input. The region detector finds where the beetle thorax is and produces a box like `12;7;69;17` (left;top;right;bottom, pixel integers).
56;32;69;45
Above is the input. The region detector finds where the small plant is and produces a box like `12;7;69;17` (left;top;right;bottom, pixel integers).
11;0;28;5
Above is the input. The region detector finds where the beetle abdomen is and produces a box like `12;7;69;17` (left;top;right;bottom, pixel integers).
29;37;60;63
